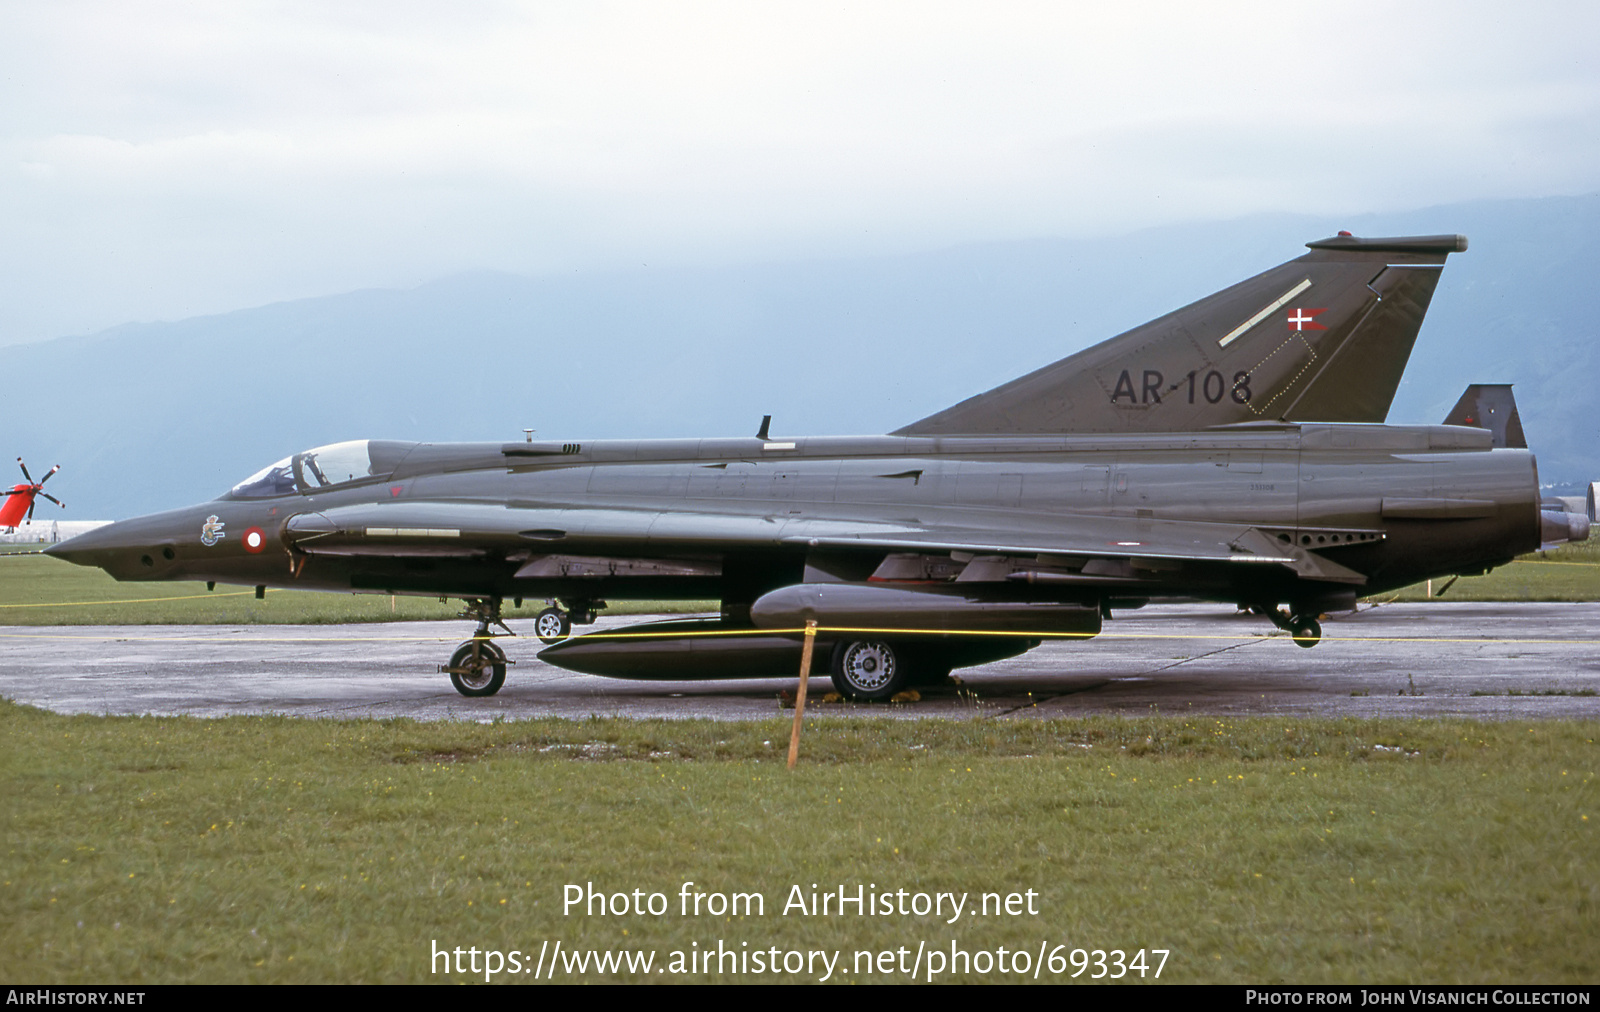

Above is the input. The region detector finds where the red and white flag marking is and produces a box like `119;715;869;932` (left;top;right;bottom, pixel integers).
1287;308;1328;331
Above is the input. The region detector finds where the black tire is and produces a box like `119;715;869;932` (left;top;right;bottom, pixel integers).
449;640;507;696
534;607;571;644
829;640;909;702
1290;616;1322;649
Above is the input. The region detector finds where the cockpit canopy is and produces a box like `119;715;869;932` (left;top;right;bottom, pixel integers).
226;440;417;498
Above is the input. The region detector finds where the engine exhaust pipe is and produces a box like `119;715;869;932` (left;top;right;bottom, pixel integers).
1541;508;1590;546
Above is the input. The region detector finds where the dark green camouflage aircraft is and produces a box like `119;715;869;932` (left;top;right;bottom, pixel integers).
48;233;1593;700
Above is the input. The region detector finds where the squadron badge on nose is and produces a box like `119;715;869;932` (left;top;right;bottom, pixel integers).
200;515;226;546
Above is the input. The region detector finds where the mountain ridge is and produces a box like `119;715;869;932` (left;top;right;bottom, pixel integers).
8;193;1597;518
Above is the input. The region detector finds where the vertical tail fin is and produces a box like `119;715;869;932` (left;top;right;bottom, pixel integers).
895;233;1467;435
1443;384;1527;448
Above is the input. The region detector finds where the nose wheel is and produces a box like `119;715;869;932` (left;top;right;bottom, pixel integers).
445;639;507;696
441;597;514;696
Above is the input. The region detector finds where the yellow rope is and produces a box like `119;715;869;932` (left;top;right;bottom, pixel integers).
1514;560;1600;568
0;589;266;608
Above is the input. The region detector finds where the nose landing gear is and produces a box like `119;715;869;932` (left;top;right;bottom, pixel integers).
442;597;515;696
447;639;507;696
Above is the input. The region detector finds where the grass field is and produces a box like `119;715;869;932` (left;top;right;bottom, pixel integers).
1;539;1596;626
2;701;1594;984
1376;539;1600;603
0;551;712;625
5;538;1597;985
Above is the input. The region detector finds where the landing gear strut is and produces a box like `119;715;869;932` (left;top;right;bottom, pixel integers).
441;597;514;696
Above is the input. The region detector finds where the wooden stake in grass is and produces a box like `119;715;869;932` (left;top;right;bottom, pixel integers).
787;620;818;770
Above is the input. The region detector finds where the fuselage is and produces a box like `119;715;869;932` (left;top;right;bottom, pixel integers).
48;421;1544;613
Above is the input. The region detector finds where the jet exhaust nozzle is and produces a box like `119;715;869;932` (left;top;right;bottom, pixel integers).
1540;508;1590;546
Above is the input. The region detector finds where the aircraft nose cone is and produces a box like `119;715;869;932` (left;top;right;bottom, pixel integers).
43;521;133;565
41;507;209;579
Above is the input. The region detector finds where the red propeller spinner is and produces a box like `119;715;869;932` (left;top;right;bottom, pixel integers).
0;458;65;529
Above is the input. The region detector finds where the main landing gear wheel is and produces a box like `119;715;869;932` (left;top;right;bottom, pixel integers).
534;607;571;644
1255;604;1325;649
447;639;507;696
830;640;910;702
1290;616;1322;649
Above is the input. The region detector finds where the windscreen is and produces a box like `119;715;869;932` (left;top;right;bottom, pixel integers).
228;458;295;498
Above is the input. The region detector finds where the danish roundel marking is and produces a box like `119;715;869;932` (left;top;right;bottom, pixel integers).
242;526;267;554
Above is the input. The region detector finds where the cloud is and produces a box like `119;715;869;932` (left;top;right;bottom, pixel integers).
3;0;1599;344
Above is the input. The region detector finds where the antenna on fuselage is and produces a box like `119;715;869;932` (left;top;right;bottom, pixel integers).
756;415;772;440
522;429;535;443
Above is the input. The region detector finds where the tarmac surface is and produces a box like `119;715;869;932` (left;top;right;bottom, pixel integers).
3;601;1599;722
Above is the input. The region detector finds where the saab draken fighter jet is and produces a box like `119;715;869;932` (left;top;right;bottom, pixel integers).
48;233;1593;700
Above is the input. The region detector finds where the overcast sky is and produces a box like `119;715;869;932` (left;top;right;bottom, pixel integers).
3;1;1598;346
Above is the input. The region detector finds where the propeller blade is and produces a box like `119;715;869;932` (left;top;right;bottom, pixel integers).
0;489;22;497
26;501;35;521
42;493;65;508
17;458;33;484
38;465;60;486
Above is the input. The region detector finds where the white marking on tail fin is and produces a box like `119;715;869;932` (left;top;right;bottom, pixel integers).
1218;278;1312;348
